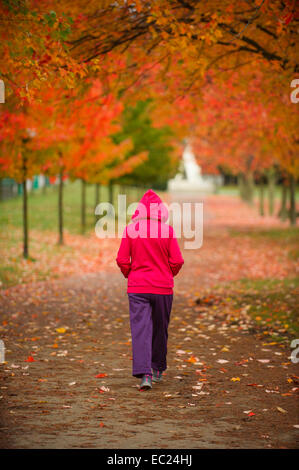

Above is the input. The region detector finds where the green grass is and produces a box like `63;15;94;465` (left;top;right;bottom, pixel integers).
218;184;299;200
0;181;160;288
0;264;23;287
229;227;299;241
212;277;299;342
0;180;148;235
217;184;240;196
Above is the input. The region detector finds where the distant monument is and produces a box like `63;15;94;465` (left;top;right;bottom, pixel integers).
168;141;215;193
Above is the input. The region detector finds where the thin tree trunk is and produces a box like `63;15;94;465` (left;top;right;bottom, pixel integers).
95;183;100;208
278;179;288;221
239;172;254;204
289;174;296;226
58;165;64;245
81;179;86;234
22;178;29;259
22;151;29;259
238;173;245;201
246;171;255;205
108;181;113;205
95;182;100;223
267;167;276;216
259;175;265;216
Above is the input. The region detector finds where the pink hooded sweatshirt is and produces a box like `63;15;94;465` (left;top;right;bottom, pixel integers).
116;189;184;294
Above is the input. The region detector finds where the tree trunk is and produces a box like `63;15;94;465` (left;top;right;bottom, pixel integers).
267;167;276;216
289;174;296;226
278;179;288;221
246;171;255;205
81;179;86;234
238;172;254;204
95;183;100;221
22;178;29;259
95;183;100;208
108;181;113;205
22;151;29;259
238;173;245;201
58;165;64;245
259;175;265;216
43;181;47;195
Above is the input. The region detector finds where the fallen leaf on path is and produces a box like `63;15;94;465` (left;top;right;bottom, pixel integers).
56;327;67;333
186;356;198;363
25;356;35;362
277;407;287;413
192;383;203;390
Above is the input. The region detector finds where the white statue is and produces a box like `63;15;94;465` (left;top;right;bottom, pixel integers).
168;141;215;193
183;142;203;182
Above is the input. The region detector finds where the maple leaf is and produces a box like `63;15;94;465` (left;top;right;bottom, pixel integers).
25;356;35;362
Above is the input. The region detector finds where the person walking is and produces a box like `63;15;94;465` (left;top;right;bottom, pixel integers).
116;189;184;390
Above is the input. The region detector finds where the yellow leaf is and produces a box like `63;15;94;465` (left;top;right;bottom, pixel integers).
56;327;66;333
231;377;240;382
277;407;287;413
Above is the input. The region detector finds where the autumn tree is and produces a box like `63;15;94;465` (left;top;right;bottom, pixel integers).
0;106;46;258
112;99;178;189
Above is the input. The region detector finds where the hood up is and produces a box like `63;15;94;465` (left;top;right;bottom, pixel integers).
131;189;168;222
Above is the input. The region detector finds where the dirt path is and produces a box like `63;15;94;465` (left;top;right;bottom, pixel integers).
0;193;298;449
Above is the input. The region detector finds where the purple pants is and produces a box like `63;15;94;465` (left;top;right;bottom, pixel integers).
128;293;173;378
